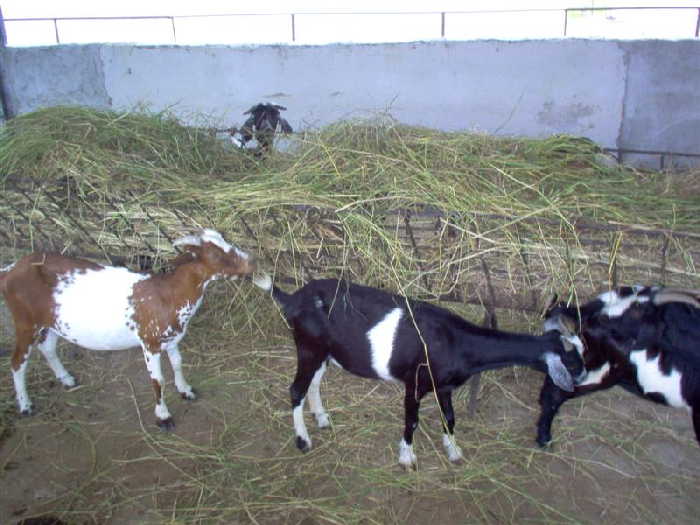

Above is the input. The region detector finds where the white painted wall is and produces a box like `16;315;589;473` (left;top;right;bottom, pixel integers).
1;39;699;167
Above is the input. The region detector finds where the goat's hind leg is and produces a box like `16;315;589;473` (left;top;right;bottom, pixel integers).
437;388;463;463
289;351;326;452
36;329;76;388
398;380;423;469
11;328;35;415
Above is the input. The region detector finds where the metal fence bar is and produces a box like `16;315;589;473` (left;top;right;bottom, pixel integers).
5;7;700;46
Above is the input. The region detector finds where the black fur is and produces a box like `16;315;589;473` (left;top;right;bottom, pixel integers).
261;278;583;464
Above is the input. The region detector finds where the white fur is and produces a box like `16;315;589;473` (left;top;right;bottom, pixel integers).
398;438;417;467
36;331;76;387
577;362;611;387
307;362;330;428
367;308;403;381
202;229;248;260
598;290;649;318
11;347;32;413
53;266;147;351
167;346;195;399
630;350;690;410
442;434;463;463
143;349;172;421
253;273;273;291
293;399;311;447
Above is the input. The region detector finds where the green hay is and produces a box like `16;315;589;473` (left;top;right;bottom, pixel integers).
1;106;698;311
1;106;699;524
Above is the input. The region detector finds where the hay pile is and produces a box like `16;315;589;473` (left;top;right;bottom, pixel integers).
1;106;698;309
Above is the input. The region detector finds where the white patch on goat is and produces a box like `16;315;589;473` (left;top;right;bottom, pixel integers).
1;262;16;272
366;308;403;381
53;266;148;351
253;273;272;291
293;398;311;447
398;438;417;467
563;334;584;358
543;316;562;334
143;348;172;421
201;229;249;260
36;331;76;387
442;434;463;463
307;362;330;428
11;347;33;413
577;362;611;387
598;290;649;317
630;350;690;410
166;346;195;399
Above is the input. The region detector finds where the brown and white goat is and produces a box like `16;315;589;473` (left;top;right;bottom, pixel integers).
0;229;255;429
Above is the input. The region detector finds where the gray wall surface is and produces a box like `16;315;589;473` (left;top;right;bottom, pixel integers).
1;39;699;167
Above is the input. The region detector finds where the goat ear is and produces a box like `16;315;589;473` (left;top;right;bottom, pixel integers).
543;352;575;392
280;118;293;134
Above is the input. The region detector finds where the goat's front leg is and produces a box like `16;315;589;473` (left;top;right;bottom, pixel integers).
166;345;196;400
536;376;572;447
142;346;174;430
307;361;329;428
437;388;463;463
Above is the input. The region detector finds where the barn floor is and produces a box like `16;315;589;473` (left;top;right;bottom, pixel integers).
1;284;700;524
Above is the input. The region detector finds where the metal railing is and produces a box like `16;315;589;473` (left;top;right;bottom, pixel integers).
2;6;699;46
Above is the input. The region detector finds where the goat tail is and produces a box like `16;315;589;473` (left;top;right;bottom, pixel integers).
252;272;294;312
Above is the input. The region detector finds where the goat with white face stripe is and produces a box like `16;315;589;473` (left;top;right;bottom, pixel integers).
539;285;700;447
254;276;584;468
0;229;255;429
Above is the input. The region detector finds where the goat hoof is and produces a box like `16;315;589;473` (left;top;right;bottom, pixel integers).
181;389;197;401
536;437;552;448
400;461;417;472
61;375;77;388
296;436;310;453
315;413;330;428
157;417;176;431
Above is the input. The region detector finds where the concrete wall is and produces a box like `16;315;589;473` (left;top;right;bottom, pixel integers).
1;39;699;167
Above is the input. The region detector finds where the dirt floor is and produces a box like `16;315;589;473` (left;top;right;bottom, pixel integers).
1;285;700;524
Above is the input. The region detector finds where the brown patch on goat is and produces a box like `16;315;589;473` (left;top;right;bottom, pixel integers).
4;254;100;371
151;378;163;401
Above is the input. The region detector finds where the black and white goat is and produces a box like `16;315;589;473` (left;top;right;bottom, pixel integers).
538;285;700;447
232;103;293;153
254;275;584;467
